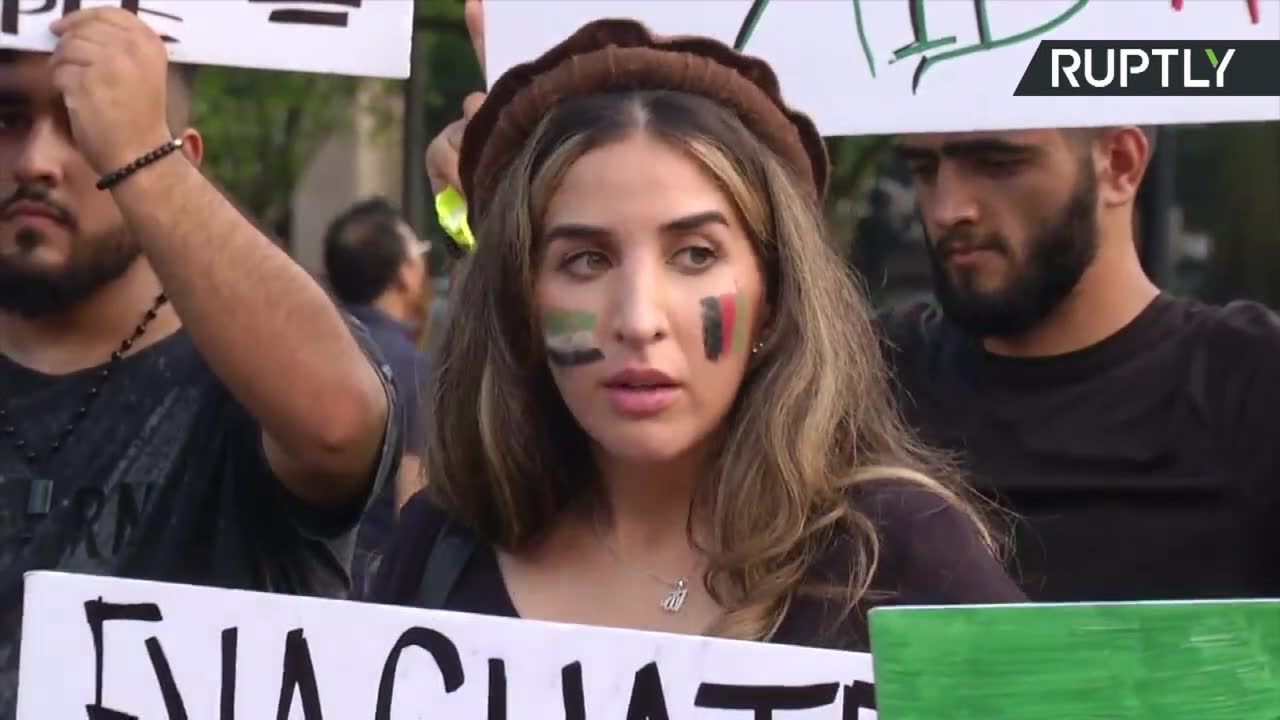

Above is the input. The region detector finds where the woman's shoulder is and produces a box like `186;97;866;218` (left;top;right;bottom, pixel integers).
776;479;1024;652
365;491;462;604
398;489;454;534
847;479;1025;604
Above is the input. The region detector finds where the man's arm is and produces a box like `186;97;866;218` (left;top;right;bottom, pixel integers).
50;9;389;509
118;161;390;507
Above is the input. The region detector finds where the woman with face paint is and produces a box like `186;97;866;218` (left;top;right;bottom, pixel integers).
370;19;1025;649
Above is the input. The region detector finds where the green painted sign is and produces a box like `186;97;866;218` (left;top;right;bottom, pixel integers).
870;600;1280;719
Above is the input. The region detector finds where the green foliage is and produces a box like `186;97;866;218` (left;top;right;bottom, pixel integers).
183;0;480;257
188;67;363;245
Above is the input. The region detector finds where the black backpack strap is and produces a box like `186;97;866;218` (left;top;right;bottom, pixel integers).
415;517;476;610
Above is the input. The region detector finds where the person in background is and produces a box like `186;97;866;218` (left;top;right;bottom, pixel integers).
0;10;398;715
323;197;432;594
372;17;1023;650
884;126;1280;602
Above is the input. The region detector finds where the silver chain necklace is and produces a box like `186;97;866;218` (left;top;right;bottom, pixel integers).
590;509;691;613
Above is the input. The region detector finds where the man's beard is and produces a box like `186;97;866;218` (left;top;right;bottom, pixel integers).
0;221;140;316
926;170;1098;339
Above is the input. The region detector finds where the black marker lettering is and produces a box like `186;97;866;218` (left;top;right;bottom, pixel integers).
1;0;50;36
84;598;162;720
842;681;876;718
145;637;188;720
373;627;464;720
276;629;324;719
16;0;176;42
221;628;237;720
694;682;840;719
625;662;670;720
248;0;361;27
487;659;506;720
0;0;16;36
562;662;585;720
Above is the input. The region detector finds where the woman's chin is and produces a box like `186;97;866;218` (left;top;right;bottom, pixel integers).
588;426;700;465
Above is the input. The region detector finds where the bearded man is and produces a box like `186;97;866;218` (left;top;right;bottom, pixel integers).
0;10;399;715
882;127;1280;603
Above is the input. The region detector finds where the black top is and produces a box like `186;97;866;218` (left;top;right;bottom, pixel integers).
0;319;400;718
369;481;1025;653
881;293;1280;602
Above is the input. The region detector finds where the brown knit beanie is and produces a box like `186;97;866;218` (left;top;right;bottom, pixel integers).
458;18;829;222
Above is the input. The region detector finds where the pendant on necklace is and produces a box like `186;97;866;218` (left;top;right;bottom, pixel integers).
660;577;689;613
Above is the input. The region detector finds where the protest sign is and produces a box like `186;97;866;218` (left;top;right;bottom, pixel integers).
869;599;1280;719
0;0;413;78
17;571;879;718
484;0;1280;137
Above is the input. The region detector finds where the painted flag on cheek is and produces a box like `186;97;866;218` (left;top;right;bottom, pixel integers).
701;288;748;361
544;308;605;366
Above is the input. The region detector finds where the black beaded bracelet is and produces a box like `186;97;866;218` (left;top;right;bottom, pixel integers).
96;138;185;190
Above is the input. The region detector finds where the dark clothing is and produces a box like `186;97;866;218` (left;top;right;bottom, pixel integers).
0;320;399;718
881;293;1280;602
369;482;1025;652
344;305;429;454
344;304;431;597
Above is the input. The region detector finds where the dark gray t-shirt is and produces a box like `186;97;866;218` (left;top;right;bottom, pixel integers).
0;321;399;717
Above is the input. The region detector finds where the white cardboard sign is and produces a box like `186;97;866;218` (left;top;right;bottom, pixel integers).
17;571;878;718
0;0;414;79
485;0;1280;137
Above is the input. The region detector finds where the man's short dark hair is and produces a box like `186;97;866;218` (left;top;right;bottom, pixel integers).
1067;125;1158;154
323;197;411;306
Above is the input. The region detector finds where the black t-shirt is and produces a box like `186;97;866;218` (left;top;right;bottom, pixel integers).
369;482;1025;653
0;321;400;718
880;293;1280;602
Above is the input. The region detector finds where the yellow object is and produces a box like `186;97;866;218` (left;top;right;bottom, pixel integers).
435;186;475;253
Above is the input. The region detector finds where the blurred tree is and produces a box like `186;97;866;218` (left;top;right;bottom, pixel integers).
1176;121;1280;307
189;68;364;249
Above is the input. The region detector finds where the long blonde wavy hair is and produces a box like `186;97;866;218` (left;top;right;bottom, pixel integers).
428;90;998;642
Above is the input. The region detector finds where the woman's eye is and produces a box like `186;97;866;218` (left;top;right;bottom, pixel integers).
562;250;611;276
672;245;718;271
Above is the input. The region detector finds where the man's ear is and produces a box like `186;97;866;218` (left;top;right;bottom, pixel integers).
1095;126;1150;209
176;127;204;167
393;261;416;293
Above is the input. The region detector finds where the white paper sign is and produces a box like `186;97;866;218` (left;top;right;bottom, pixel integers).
0;0;414;78
485;0;1280;137
17;571;878;718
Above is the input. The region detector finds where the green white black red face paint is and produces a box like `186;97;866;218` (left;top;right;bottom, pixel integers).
544;308;605;366
700;287;748;361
